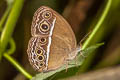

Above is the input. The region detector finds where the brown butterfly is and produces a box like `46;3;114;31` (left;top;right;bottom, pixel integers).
27;6;80;72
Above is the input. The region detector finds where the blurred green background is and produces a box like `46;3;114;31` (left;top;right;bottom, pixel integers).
0;0;120;80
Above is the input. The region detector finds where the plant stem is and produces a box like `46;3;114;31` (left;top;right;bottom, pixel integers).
79;0;112;73
0;0;33;79
3;53;32;79
0;6;12;31
4;38;33;79
0;0;24;58
82;0;112;50
7;38;16;55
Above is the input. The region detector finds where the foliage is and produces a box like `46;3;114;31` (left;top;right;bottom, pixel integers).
0;0;120;80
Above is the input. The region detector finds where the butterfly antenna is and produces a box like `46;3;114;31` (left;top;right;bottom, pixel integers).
76;31;91;57
78;31;91;48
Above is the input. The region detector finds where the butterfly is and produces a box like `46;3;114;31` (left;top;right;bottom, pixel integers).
27;6;80;72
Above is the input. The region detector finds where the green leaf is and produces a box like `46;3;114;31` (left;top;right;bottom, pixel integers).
31;43;104;80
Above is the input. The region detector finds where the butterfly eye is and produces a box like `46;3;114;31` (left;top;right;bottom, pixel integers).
40;23;49;32
43;11;52;19
40;38;46;44
39;62;45;68
42;24;48;30
40;63;43;66
36;49;43;55
38;55;44;61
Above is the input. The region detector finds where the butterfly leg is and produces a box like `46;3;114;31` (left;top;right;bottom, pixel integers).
80;51;87;58
64;58;69;72
78;32;91;58
65;62;68;72
74;56;80;68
